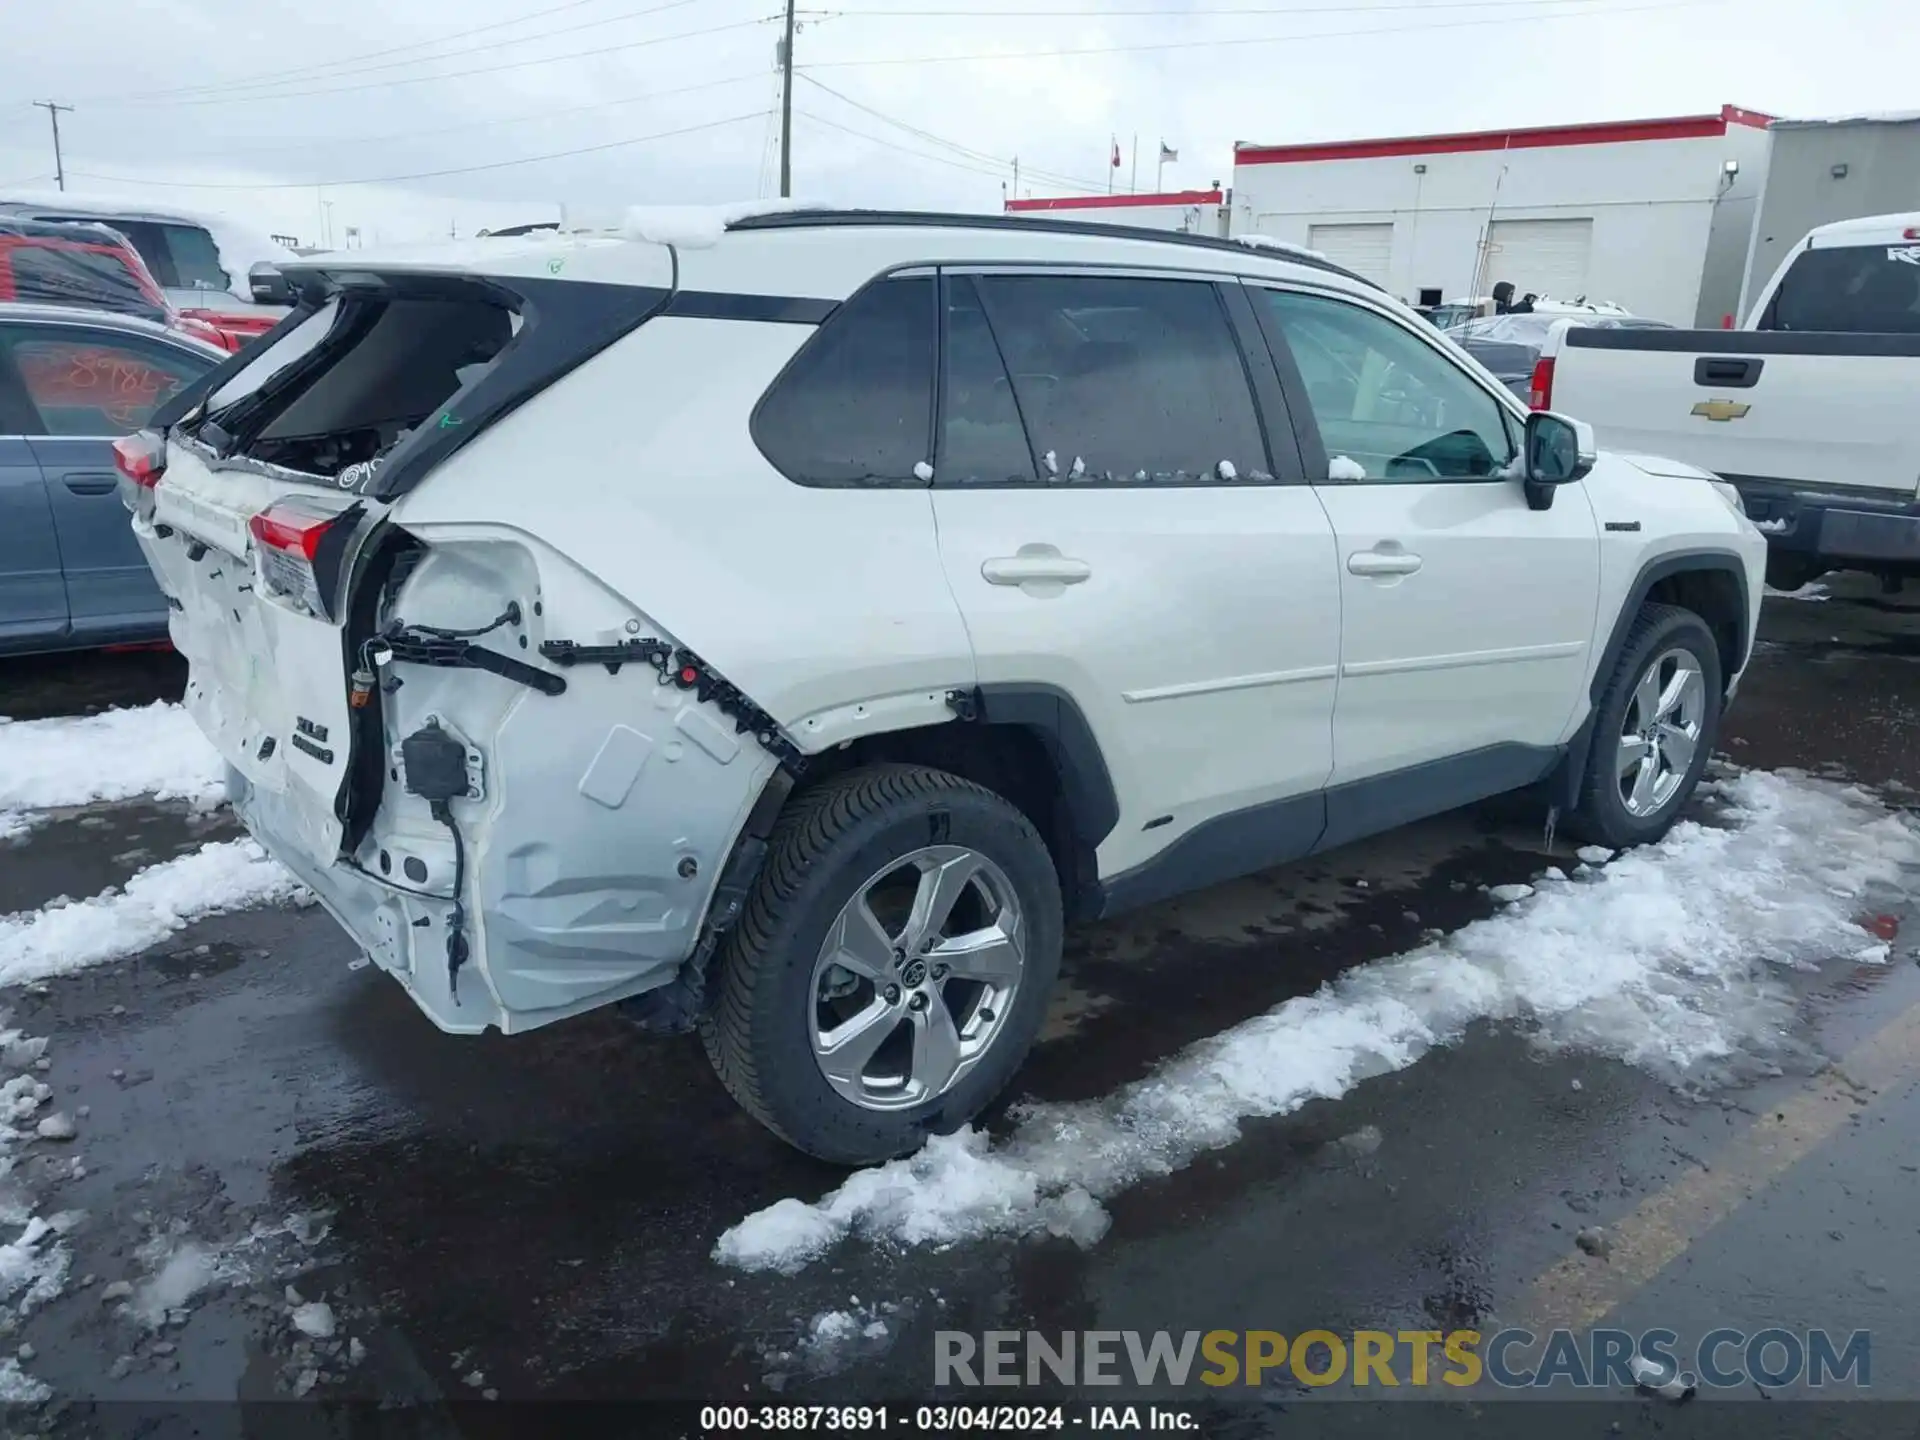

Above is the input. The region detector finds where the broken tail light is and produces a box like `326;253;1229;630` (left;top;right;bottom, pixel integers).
1528;356;1556;411
248;500;354;619
113;430;166;520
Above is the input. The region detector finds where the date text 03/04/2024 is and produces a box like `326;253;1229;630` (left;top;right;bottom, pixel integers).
697;1404;1198;1432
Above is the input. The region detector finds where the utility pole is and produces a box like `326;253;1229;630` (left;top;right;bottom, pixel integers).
33;102;72;192
777;0;796;198
1129;134;1138;193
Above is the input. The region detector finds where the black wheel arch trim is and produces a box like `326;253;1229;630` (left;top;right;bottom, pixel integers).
971;683;1122;849
1587;548;1750;706
1552;548;1749;811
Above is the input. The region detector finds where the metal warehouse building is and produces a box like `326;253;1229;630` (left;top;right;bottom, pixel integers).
1228;106;1776;326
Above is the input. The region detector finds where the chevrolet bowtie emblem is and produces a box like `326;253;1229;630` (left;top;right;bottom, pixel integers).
1691;399;1752;422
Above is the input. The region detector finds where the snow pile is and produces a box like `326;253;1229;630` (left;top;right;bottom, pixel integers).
1328;455;1368;481
0;841;303;988
1764;582;1830;603
130;1239;234;1328
621;198;818;249
0;702;225;838
718;769;1920;1274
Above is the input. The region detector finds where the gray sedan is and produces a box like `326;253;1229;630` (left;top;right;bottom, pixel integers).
0;303;222;656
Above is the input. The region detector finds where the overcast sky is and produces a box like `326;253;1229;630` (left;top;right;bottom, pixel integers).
2;0;1914;248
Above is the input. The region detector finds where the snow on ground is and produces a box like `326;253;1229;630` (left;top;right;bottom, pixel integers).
0;841;304;989
0;1013;69;1401
717;768;1920;1275
1764;582;1831;603
0;703;225;839
761;1300;906;1381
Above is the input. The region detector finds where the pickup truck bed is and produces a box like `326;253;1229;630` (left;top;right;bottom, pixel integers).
1551;327;1920;587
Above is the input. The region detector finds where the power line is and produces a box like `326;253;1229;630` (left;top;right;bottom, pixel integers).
795;107;1016;181
98;0;626;102
798;73;1104;191
68;111;769;190
152;0;734;103
799;0;1719;67
110;71;767;161
108;15;781;107
806;0;1644;14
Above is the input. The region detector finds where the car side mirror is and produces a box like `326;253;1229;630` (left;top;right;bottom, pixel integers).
1521;409;1596;511
249;262;295;306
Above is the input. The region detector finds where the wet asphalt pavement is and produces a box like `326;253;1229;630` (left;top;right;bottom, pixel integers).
3;579;1920;1437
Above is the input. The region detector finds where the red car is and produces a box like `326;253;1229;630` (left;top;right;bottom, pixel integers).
0;219;243;352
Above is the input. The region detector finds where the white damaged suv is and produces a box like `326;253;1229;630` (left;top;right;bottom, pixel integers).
121;207;1765;1163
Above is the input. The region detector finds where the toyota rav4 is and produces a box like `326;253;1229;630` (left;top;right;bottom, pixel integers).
122;207;1765;1163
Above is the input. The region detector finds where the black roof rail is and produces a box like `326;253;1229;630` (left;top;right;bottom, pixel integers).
725;207;1381;291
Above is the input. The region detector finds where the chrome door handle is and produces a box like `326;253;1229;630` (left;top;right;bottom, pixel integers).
982;554;1091;586
1347;548;1422;577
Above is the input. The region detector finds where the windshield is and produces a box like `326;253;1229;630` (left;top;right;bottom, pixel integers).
1758;243;1920;333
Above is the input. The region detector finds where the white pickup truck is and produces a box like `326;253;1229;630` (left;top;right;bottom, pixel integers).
1541;211;1920;590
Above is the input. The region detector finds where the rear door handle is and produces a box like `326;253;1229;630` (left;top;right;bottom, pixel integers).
61;472;118;496
982;553;1091;586
1347;547;1423;577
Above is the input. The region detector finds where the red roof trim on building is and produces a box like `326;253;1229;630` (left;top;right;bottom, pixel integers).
1234;104;1774;167
1004;188;1225;212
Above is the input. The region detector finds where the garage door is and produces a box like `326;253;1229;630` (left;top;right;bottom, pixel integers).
1484;218;1594;303
1306;223;1394;286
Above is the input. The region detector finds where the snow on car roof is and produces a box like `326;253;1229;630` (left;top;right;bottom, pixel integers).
0;187;296;304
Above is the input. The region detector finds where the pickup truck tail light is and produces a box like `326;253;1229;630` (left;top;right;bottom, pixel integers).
113;430;166;520
1528;357;1559;410
1528;356;1555;411
249;501;351;618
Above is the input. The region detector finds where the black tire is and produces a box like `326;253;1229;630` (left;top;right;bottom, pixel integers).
699;763;1063;1165
1568;603;1724;850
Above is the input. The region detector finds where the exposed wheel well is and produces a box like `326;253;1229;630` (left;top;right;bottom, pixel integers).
1644;566;1746;688
800;722;1100;920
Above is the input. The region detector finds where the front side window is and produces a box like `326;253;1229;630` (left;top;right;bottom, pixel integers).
1757;243;1920;333
753;276;935;487
1258;288;1516;482
967;273;1269;484
0;326;211;436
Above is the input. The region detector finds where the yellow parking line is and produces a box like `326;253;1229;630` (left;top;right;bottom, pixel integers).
1516;998;1920;1334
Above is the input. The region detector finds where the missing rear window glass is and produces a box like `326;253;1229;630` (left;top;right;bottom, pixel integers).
192;289;515;480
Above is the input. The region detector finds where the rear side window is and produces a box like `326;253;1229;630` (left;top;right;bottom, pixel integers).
753;276;935;486
938;276;1036;485
967;273;1269;484
160;224;230;294
0;325;210;436
1758;244;1920;333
